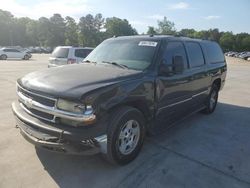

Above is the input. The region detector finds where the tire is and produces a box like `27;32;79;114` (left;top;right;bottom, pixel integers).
201;84;219;114
0;54;7;60
23;55;29;60
104;106;145;165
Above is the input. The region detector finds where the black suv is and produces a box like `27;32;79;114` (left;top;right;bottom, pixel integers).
12;35;227;165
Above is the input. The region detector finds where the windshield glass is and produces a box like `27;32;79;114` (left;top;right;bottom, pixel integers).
52;47;69;58
85;38;158;70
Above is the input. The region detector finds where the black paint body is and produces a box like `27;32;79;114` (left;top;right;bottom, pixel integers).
13;35;227;150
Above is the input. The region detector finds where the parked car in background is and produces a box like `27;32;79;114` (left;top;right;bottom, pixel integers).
226;51;237;57
239;52;250;60
0;48;31;60
48;46;94;67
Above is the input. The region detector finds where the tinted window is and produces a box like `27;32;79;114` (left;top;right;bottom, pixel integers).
86;39;158;70
186;42;205;68
3;49;12;52
75;49;92;58
163;42;188;69
52;47;69;58
202;42;224;63
10;49;20;52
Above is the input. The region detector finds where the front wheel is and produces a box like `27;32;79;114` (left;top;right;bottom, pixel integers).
0;54;7;60
202;85;219;114
104;106;145;165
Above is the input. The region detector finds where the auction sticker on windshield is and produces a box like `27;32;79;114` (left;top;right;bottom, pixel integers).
138;41;158;47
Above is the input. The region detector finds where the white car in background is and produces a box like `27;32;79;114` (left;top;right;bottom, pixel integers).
0;48;31;60
48;46;94;67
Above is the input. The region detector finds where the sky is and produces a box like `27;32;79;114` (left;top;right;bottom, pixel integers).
0;0;250;34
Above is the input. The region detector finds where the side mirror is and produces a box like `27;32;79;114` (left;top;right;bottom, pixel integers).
173;55;184;74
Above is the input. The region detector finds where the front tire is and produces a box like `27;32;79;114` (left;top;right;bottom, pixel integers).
0;54;7;60
104;106;145;165
202;84;219;114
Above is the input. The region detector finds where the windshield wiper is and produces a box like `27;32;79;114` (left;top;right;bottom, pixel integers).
83;60;97;64
102;61;128;69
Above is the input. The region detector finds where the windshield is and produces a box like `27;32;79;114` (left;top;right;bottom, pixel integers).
85;38;158;70
52;47;69;58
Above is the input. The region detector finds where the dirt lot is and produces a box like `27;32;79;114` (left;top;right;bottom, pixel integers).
0;55;250;188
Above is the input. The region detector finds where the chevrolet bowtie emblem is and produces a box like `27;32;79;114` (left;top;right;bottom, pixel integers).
25;98;33;108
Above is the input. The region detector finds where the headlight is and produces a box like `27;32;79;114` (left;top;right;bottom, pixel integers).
57;99;86;113
57;99;96;126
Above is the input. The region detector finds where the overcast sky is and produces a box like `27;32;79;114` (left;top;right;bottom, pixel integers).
1;0;250;34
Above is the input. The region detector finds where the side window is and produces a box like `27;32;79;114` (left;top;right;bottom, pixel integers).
75;49;88;58
202;42;224;63
186;42;205;68
3;49;11;52
11;49;20;52
163;42;188;69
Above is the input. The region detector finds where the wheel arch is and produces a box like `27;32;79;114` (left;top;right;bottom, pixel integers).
212;78;221;90
107;100;153;123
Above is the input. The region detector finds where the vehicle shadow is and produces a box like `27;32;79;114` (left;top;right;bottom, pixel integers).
36;102;250;188
0;59;33;62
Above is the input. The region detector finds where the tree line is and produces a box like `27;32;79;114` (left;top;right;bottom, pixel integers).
0;9;249;52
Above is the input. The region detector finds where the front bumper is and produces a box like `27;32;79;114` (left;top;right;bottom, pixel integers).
12;101;107;155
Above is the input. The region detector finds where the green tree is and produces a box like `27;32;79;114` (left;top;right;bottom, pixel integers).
235;33;249;51
65;16;78;46
105;17;137;37
193;30;210;39
179;29;196;37
26;20;39;46
0;9;14;46
37;17;52;46
219;32;235;51
78;14;104;47
208;28;221;42
156;17;176;35
241;36;250;51
147;26;157;35
49;14;65;47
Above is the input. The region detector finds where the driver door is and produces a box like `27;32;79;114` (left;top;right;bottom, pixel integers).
155;41;193;128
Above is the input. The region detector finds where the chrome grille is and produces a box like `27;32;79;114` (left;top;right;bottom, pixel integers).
17;84;57;122
16;83;95;124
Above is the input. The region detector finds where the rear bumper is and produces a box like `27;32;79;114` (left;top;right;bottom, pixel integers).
12;101;107;155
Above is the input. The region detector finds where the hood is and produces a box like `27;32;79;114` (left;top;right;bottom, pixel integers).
18;63;143;100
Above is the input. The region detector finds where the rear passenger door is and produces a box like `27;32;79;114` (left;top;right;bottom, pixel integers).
185;42;210;110
156;41;193;127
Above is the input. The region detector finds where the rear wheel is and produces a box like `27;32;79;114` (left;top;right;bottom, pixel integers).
202;84;219;114
104;106;145;165
0;54;7;60
23;54;29;60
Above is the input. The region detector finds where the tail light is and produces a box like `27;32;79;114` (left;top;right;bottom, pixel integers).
67;58;76;64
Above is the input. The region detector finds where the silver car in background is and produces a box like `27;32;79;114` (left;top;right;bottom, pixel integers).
48;46;94;67
0;48;31;60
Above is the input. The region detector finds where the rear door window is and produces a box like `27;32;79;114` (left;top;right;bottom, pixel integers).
52;47;69;58
75;49;92;58
186;42;205;68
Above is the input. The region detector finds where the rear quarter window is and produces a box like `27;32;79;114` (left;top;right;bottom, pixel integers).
74;49;92;58
202;42;225;63
52;47;69;58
